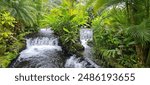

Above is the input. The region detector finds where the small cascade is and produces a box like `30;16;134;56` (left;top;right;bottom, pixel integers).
26;37;59;48
11;29;64;68
65;29;100;68
65;55;87;68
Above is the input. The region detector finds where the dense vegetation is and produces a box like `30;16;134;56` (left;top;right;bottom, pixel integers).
0;0;150;68
0;0;39;67
91;0;150;67
40;0;87;56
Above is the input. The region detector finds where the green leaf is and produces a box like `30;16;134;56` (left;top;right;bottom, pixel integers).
63;27;70;33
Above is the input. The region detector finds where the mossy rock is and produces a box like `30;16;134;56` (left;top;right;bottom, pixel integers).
74;43;84;51
75;51;83;57
73;43;84;57
63;43;84;57
87;41;94;47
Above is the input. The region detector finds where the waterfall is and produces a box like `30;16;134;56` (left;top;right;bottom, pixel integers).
65;29;100;68
11;28;99;68
11;29;64;68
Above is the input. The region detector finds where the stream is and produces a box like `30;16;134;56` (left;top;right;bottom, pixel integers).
11;28;99;68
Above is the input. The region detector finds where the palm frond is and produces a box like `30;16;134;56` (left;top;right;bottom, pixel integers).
0;0;37;26
87;0;123;14
127;20;150;45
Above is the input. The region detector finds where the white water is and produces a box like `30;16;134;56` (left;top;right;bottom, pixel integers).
65;55;88;68
11;28;99;68
26;37;59;48
12;29;64;68
65;29;100;68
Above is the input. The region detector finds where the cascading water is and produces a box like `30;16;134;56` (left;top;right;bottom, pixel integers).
11;28;99;68
65;29;100;68
11;29;64;68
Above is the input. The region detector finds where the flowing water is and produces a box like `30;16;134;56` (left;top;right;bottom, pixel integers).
11;29;64;68
11;28;99;68
65;29;100;68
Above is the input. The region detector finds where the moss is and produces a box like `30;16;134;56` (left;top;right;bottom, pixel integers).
74;43;84;51
87;41;94;47
75;51;83;57
73;43;84;57
68;43;82;57
60;40;84;57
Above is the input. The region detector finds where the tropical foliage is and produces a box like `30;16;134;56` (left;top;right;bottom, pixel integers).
1;0;150;67
0;0;38;27
0;10;25;67
90;0;150;67
0;0;40;67
40;0;88;55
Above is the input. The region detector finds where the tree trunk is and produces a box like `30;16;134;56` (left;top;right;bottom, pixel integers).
146;49;150;67
135;45;144;65
127;0;147;65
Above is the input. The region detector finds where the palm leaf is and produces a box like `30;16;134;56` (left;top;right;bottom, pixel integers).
127;20;150;45
0;0;37;26
87;0;122;14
